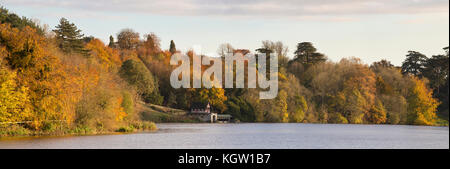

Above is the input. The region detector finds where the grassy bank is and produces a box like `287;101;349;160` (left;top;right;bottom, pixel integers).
138;103;200;123
0;101;193;137
0;121;157;137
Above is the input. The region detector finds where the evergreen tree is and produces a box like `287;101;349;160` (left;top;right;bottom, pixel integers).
401;51;427;76
0;7;44;35
53;18;87;54
293;42;326;65
166;91;177;107
423;47;449;119
423;49;449;94
108;35;115;48
169;40;177;54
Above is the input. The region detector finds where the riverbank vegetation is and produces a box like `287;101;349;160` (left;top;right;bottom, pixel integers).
0;6;448;137
0;7;157;136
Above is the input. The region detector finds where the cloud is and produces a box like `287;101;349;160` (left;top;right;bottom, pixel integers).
4;0;449;19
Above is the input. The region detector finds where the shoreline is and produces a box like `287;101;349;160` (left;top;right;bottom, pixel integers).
2;122;447;139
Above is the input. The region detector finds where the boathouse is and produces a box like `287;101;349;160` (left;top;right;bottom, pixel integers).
189;102;232;123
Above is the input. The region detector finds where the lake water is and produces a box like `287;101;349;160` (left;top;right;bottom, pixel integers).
0;123;448;149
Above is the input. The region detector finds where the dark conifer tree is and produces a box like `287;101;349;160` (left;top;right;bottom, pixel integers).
53;17;87;54
108;35;115;48
169;40;177;54
401;51;427;76
293;42;326;65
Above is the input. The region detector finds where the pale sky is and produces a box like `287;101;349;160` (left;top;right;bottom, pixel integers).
1;0;449;66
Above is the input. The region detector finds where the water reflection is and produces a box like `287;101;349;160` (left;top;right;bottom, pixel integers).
0;123;448;149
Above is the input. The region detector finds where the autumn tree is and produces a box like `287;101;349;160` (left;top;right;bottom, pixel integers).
217;43;234;58
135;33;162;64
85;38;122;71
371;59;394;71
190;88;227;113
0;64;30;123
381;95;407;124
290;95;307;123
117;28;140;50
375;76;394;95
274;90;289;122
368;99;387;124
260;40;289;67
1;23;81;129
407;77;439;125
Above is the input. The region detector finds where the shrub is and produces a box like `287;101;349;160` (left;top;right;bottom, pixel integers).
119;59;163;104
0;124;31;136
328;113;348;124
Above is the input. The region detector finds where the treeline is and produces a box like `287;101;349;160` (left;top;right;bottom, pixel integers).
0;6;448;136
0;7;156;136
221;42;448;125
107;28;448;126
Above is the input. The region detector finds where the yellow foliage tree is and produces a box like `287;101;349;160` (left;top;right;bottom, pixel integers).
276;90;289;123
0;64;31;123
407;77;439;125
194;87;228;113
0;23;81;129
369;99;387;124
290;95;307;123
85;38;122;71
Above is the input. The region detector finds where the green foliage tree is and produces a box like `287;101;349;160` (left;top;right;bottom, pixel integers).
292;42;326;65
0;7;44;35
169;40;177;54
121;91;134;115
401;51;427;76
290;95;307;123
119;59;162;104
53;18;87;54
166;91;177;107
381;95;407;124
175;90;188;109
368;99;387;124
108;35;115;48
333;89;368;124
225;96;255;122
328;113;348;124
423;52;449;94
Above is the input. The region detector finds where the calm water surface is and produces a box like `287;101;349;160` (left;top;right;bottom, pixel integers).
0;123;448;149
